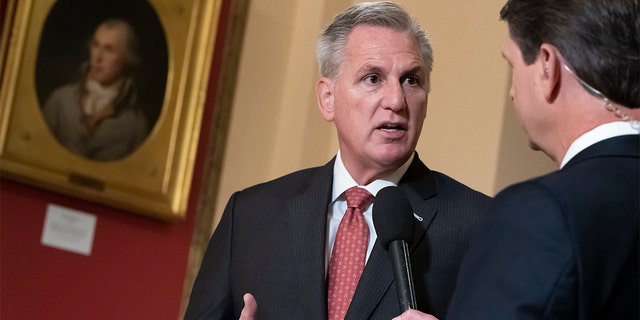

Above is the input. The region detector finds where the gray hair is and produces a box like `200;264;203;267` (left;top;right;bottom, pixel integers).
316;1;433;86
94;18;141;70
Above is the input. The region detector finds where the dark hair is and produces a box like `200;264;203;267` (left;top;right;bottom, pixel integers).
500;0;640;108
316;1;433;89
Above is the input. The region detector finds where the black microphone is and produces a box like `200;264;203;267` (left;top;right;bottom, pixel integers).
373;186;417;312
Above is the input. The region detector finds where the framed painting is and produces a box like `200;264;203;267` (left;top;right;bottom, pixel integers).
0;0;222;221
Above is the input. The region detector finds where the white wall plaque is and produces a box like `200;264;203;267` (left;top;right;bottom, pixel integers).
41;204;97;256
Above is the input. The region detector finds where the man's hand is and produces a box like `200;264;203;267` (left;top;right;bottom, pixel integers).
239;293;258;320
392;309;439;320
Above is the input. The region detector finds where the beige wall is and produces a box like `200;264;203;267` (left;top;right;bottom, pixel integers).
213;0;556;223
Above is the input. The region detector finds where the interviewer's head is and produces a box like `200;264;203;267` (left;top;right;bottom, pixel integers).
500;0;640;109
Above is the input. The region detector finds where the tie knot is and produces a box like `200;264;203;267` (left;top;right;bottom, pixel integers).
344;187;374;211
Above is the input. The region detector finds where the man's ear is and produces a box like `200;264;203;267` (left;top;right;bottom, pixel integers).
538;44;561;102
316;77;335;121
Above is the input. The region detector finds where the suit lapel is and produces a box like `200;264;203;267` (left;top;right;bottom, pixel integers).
286;161;334;319
399;155;438;252
346;155;438;318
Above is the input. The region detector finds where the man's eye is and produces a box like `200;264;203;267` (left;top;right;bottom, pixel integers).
404;76;421;86
364;75;380;84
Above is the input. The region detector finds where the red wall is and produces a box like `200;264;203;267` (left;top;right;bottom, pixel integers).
0;1;231;319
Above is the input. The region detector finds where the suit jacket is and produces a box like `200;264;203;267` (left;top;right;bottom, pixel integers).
447;135;640;319
185;154;490;319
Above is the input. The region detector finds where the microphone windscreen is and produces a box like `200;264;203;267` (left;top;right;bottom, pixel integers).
373;186;415;248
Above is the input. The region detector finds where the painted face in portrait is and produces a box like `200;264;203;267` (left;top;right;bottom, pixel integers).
317;25;428;179
87;24;128;87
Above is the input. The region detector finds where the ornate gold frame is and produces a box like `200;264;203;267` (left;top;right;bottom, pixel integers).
0;0;222;221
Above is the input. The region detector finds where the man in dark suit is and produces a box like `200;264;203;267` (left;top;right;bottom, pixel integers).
446;0;640;319
185;2;489;319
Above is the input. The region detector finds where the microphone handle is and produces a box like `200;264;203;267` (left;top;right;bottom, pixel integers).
389;240;417;311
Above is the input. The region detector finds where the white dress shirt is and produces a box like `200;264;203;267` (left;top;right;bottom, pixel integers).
325;150;414;275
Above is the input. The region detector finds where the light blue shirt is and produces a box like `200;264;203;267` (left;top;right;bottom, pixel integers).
325;150;414;275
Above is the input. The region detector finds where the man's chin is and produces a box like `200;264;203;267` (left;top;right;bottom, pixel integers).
528;141;542;152
372;148;412;166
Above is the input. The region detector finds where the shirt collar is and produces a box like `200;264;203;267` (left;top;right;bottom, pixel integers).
560;121;640;168
331;150;414;202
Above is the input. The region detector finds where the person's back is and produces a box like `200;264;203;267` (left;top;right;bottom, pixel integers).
545;136;638;318
451;135;638;318
447;0;639;318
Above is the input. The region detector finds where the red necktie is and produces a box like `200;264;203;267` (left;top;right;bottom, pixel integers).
327;186;374;320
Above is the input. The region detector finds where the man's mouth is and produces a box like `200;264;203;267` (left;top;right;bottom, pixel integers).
377;123;406;131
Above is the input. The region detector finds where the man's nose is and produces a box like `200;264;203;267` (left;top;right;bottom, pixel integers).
382;81;406;112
